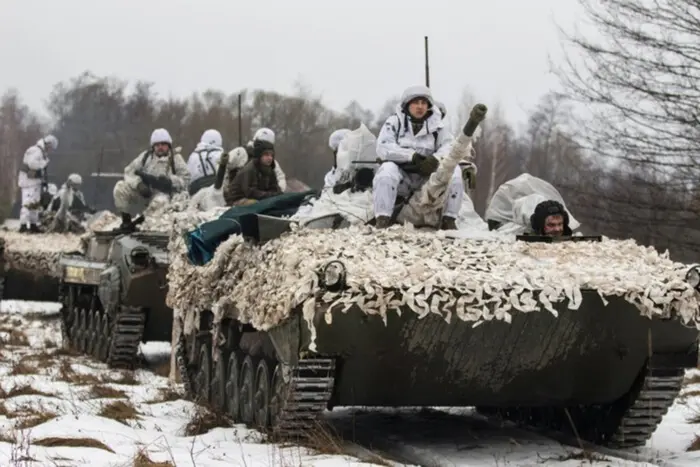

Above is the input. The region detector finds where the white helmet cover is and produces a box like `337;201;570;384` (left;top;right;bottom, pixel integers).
150;128;173;146
227;147;249;169
328;129;351;151
200;129;222;147
44;134;59;151
400;85;434;108
253;127;275;144
68;173;82;185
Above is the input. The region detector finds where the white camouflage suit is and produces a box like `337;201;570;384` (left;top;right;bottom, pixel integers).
17;135;58;227
373;85;463;220
113;129;190;216
324;128;351;189
187;129;224;194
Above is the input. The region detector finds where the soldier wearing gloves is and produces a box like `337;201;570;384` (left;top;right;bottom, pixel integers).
113;128;190;231
373;85;463;229
187;129;224;195
17;134;58;233
324;128;351;189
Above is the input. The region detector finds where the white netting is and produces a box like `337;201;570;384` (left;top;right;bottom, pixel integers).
0;231;82;277
166;223;700;351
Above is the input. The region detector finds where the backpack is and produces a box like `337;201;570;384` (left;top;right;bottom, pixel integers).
195;148;217;176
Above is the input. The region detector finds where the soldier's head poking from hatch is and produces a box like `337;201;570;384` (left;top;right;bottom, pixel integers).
253;128;275;167
150;128;172;157
530;200;573;237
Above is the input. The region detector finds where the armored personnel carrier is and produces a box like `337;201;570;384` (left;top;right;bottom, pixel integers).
0;231;82;302
58;228;173;369
171;106;700;447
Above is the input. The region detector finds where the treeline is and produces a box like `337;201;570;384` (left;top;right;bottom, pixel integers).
1;68;697;262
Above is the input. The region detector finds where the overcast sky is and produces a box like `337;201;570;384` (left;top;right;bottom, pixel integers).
0;0;582;127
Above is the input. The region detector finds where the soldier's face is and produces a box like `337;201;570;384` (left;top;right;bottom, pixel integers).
543;214;564;236
260;151;274;166
153;143;169;156
408;98;429;119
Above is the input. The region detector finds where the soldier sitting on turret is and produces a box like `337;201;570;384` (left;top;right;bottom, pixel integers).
223;137;282;206
372;85;464;229
113;128;190;232
529;200;573;237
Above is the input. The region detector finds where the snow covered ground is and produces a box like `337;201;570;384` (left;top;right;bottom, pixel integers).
1;299;700;466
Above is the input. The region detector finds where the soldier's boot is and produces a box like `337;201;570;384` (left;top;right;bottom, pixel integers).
19;224;28;233
29;224;42;233
375;216;391;229
440;216;457;230
113;213;136;234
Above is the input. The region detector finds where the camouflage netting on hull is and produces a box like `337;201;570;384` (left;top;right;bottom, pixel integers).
0;231;83;278
166;224;700;350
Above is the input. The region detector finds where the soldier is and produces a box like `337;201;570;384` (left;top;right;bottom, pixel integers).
373;85;463;229
224;135;281;206
18;134;58;233
324;128;351;189
113;128;190;232
529;200;573;237
187;129;224;195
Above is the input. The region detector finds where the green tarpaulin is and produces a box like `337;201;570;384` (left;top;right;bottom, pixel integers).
185;191;317;265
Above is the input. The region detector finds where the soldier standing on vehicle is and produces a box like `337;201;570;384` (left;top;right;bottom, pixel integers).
18;134;58;233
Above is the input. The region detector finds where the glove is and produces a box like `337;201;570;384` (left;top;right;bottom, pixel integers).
136;182;152;198
418;155;439;176
152;175;174;193
134;169;154;186
410;153;425;166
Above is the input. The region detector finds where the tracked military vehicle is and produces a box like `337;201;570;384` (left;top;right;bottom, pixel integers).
170;106;700;448
58;228;173;369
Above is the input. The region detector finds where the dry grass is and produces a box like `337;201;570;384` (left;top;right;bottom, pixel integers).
57;360;101;385
147;386;182;404
99;400;140;424
686;372;700;386
14;410;57;429
90;385;128;399
4;384;53;398
10;358;37;376
0;328;29;346
0;432;16;444
132;448;175;467
183;406;231;436
150;361;171;378
688;435;700;451
103;371;139;386
21;351;58;370
32;436;115;453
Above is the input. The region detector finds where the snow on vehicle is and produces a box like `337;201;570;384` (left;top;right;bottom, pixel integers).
0;230;83;302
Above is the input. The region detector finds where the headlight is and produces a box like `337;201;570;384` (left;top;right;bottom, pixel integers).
686;265;700;291
320;260;346;291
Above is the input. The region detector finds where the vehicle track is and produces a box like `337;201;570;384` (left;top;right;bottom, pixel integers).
325;407;690;467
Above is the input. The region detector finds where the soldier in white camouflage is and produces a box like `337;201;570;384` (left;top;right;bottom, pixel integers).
113;128;190;232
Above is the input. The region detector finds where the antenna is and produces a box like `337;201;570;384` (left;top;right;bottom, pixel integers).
424;36;430;87
238;93;243;147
